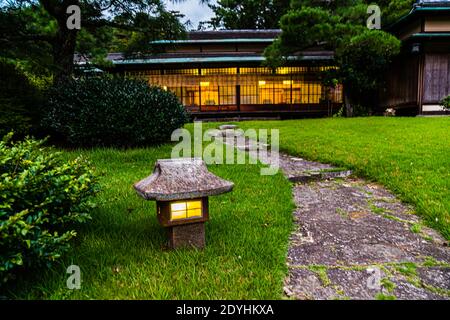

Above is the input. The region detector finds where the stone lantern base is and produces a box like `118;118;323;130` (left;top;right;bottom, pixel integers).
167;222;205;249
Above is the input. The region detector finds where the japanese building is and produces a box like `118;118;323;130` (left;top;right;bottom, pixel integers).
380;0;450;115
99;0;450;118
108;30;343;119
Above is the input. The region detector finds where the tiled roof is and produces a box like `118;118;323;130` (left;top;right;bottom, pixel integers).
187;29;281;40
415;0;450;7
109;51;334;65
387;1;450;31
151;38;274;44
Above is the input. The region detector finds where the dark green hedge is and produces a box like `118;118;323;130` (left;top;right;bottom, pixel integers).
0;61;43;138
42;76;188;147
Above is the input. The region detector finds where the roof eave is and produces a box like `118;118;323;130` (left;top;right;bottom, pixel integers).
150;38;275;45
405;32;450;41
111;55;334;65
135;184;234;201
386;7;450;32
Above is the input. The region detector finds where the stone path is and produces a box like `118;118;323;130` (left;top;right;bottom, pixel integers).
215;125;450;300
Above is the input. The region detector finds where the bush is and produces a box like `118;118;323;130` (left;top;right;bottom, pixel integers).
0;60;43;138
336;30;401;112
0;133;99;284
42;76;188;147
441;95;450;110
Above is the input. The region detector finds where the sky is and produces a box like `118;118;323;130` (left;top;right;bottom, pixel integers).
165;0;216;30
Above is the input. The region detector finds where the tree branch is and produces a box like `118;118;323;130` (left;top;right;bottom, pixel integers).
0;33;55;43
82;18;140;32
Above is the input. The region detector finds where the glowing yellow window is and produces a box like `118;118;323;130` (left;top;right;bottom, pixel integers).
170;200;202;221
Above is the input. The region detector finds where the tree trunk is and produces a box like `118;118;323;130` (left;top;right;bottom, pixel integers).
344;93;353;117
40;0;79;83
53;27;78;83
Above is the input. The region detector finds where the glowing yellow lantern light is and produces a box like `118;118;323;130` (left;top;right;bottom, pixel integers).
283;80;293;85
258;80;266;86
170;200;202;220
200;81;210;87
133;158;234;249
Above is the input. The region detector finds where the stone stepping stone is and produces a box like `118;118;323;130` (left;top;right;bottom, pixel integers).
218;124;238;130
287;169;353;183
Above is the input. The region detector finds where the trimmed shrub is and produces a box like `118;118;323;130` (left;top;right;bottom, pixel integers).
0;61;43;138
441;95;450;110
336;30;401;113
0;133;99;284
42;76;188;147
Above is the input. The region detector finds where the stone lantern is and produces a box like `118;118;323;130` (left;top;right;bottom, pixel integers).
133;158;234;249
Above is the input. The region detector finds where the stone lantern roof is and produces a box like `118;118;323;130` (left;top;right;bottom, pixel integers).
134;158;234;201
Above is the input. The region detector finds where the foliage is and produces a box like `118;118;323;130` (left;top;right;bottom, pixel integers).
332;106;345;118
380;0;416;26
336;30;401;108
264;0;406;114
440;95;450;110
203;0;291;29
0;1;186;80
290;0;414;25
0;133;99;284
0;60;44;138
375;293;396;300
42;76;188;147
279;7;339;49
0;6;54;76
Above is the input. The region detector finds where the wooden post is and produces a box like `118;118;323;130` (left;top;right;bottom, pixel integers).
417;53;425;115
236;85;241;112
344;93;353;117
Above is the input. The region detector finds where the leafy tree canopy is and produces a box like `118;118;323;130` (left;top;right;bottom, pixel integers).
202;0;291;29
0;1;187;81
263;0;412;114
203;0;415;30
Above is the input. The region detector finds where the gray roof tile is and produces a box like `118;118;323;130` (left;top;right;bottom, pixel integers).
134;158;234;201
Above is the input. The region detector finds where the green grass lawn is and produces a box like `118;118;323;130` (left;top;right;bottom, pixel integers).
5;116;449;299
231;117;449;239
6;145;294;299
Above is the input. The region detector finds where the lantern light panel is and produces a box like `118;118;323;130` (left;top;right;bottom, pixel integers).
170;200;203;221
